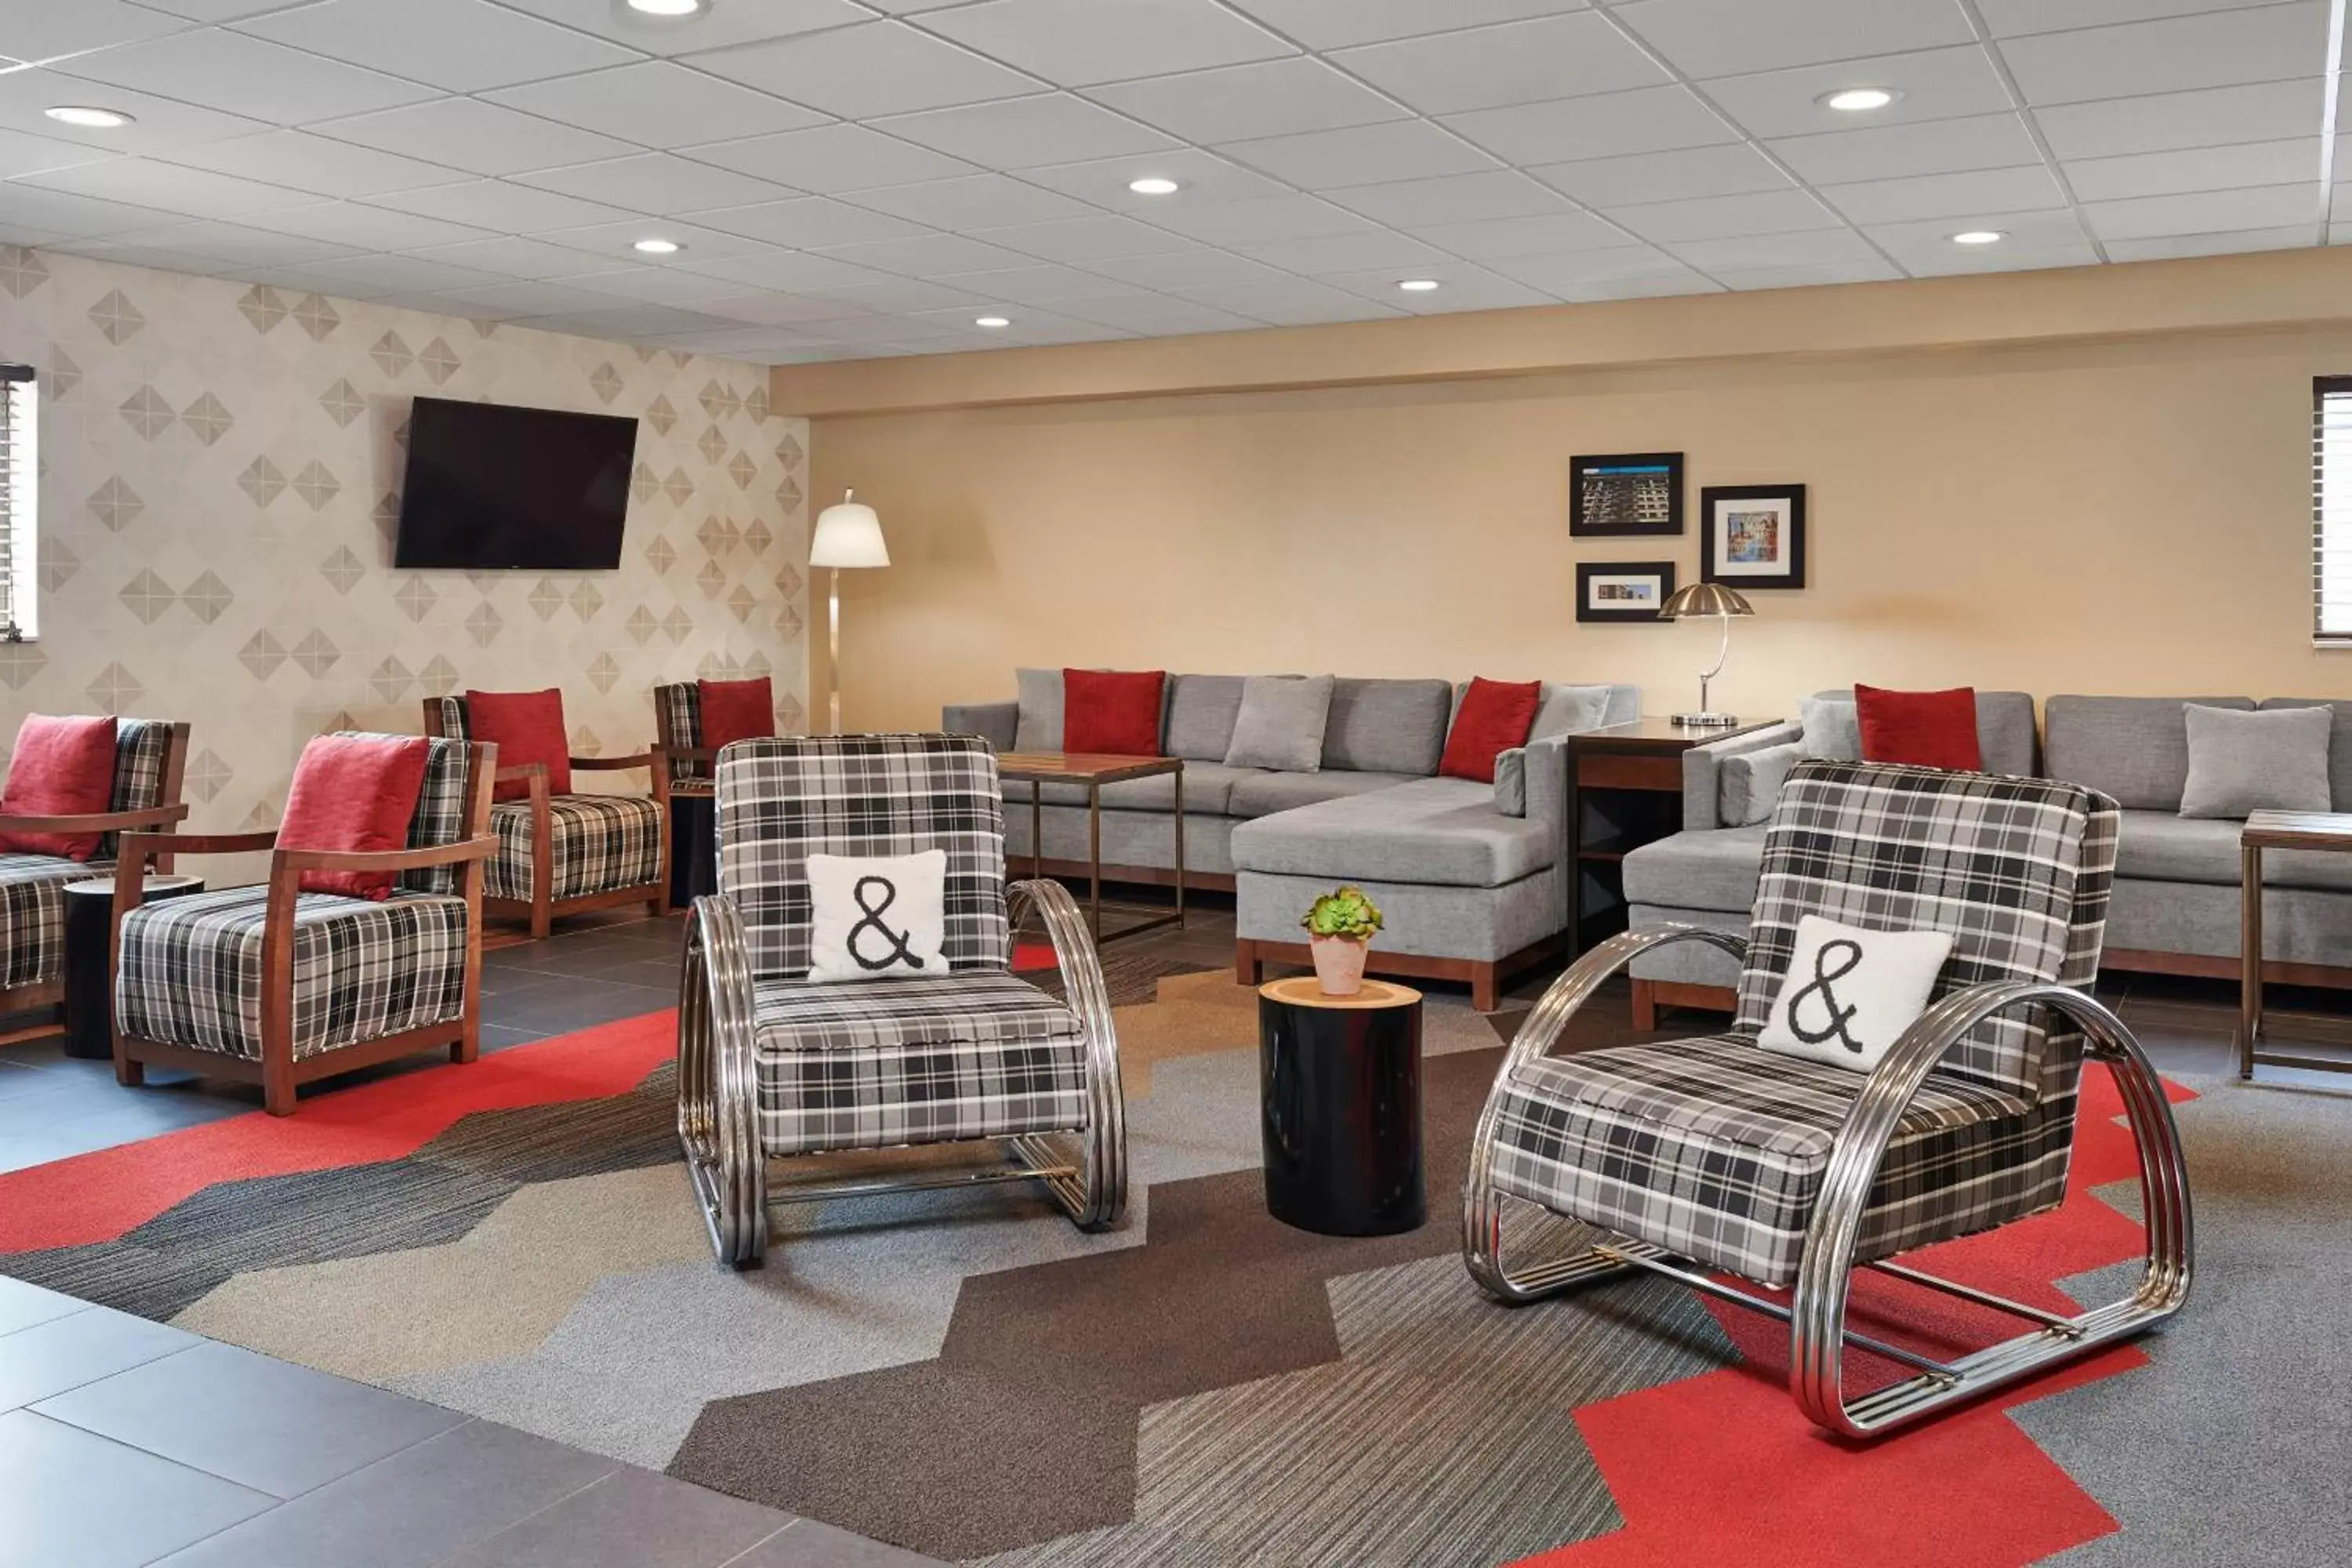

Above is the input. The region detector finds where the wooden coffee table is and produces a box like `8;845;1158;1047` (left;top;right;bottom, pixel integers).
997;752;1185;946
2238;808;2352;1080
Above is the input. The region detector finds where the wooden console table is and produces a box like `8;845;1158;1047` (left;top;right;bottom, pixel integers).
2238;808;2352;1080
997;752;1185;946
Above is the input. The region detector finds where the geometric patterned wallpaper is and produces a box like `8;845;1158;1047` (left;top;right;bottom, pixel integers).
0;245;808;880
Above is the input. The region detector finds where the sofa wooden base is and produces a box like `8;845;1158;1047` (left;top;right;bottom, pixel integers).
114;1019;475;1118
486;880;668;941
1629;978;1737;1029
1236;935;1564;1014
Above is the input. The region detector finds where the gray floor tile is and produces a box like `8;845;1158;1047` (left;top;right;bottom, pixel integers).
731;1519;949;1566
0;1409;274;1568
0;1305;195;1412
483;976;674;1035
31;1340;465;1499
0;1274;87;1338
148;1417;618;1568
441;1465;792;1568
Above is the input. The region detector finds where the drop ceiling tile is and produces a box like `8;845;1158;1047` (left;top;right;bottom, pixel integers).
106;0;288;17
971;212;1196;261
791;310;982;343
0;183;217;236
1405;209;1628;257
2081;183;2321;241
517;153;797;216
1222;1;1593;50
540;216;775;263
0;0;187;61
1602;187;1842;242
1327;169;1571;227
683;194;935;247
510;303;743;335
1443;85;1738;164
793;277;993;312
1610;0;1973;79
400;235;638;278
560;264;748;303
1566;273;1721;301
1142;192;1371;245
1218;119;1499;190
16;157;317;220
651;326;839;356
1768;114;2042;186
282;250;514;293
1820;165;2065;225
44;237;244;273
1978;0;2299;39
840;171;1096;227
0;129;118;180
925;261;1130;303
314;97;638;177
1531;142;1790;206
366;179;636;233
1661;226;1883;269
1998;3;2329;106
234;0;642;94
1316;259;1552;310
2106;223;2311;260
0;222;67;247
485;60;824;148
690;289;916;325
157;129;475;197
957;311;1139;346
495;0;872;54
1900;240;2103;275
918;0;1293;88
1708;257;1904;289
0;72;272;155
1699;46;2013;140
420;277;634;315
811;232;1038;277
1015;147;1288;210
1085;56;1408;145
2032;79;2325;160
2064;138;2318;202
1861;206;2089;256
1167;276;1400;325
244;261;396;296
97;218;361;267
1334;13;1664;116
1235;227;1454;274
1083;247;1291;288
55;29;437;125
683;123;976;193
1048;292;1264;333
683;22;1039;119
245;199;496;249
869;94;1177;170
1483;242;1700;289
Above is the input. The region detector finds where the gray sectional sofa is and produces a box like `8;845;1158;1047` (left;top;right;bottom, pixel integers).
946;672;1639;1008
1623;688;2352;1024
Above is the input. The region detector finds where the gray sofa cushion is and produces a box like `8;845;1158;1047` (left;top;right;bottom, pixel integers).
1013;667;1062;752
1229;769;1417;820
1530;684;1617;741
1230;776;1548;889
1323;677;1450;775
1225;675;1334;772
1007;762;1265;815
1621;826;1770;913
2180;703;2332;818
1798;695;1860;759
2045;695;2255;811
1719;741;1802;826
1494;749;1526;816
2262;698;2352;811
2116;809;2352;892
1164;673;1246;762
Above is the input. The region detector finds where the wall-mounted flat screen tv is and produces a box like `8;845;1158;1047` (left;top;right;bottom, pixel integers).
394;396;638;570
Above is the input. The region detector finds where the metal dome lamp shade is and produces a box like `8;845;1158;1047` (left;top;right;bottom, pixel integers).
1657;581;1755;728
810;489;890;735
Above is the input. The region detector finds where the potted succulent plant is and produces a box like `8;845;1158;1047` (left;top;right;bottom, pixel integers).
1301;884;1384;996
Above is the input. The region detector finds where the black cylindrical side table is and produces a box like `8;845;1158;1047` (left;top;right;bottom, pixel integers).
1258;975;1425;1236
668;791;719;907
62;874;205;1061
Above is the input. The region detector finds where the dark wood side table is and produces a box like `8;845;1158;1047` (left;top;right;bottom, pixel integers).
64;873;205;1060
1258;976;1425;1236
2238;809;2352;1080
996;752;1185;946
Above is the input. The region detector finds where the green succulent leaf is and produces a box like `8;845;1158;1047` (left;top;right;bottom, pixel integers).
1300;884;1385;940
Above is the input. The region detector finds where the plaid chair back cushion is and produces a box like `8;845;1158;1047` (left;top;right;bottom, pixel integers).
98;719;174;860
317;732;474;896
717;733;1010;982
1733;760;2118;1102
654;683;706;786
428;695;470;741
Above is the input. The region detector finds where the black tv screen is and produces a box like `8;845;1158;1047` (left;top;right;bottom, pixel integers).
394;397;638;570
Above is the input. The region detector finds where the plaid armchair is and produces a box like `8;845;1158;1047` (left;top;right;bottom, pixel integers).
1465;760;2192;1437
0;719;190;1014
423;696;669;938
652;681;715;795
677;733;1125;1266
110;735;496;1116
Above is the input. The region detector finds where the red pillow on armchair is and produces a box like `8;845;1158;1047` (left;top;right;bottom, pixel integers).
468;688;571;801
0;715;118;860
1062;669;1166;755
278;734;433;900
1856;684;1983;771
698;676;775;756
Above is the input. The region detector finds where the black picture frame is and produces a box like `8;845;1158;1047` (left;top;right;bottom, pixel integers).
1700;484;1806;589
1576;560;1678;623
1571;452;1683;537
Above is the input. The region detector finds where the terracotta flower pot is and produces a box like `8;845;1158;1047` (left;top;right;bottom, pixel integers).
1311;935;1369;996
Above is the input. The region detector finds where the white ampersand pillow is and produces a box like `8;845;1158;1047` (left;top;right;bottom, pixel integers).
1759;914;1955;1073
806;849;948;984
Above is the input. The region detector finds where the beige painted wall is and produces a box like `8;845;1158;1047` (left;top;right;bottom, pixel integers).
804;280;2352;733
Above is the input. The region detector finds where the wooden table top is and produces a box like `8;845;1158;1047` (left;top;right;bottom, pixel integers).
1570;717;1782;753
2242;808;2352;851
996;751;1185;784
1259;976;1423;1010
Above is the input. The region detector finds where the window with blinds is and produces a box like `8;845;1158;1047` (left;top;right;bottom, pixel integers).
2318;377;2352;644
0;364;32;642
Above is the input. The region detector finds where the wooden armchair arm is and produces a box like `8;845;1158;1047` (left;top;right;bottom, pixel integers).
0;803;190;834
494;763;549;785
654;746;721;764
271;835;499;876
119;829;278;861
572;752;654;771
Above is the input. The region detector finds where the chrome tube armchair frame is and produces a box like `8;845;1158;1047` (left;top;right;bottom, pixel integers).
1465;925;2193;1439
677;878;1127;1268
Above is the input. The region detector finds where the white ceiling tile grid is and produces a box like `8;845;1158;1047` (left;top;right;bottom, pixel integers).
0;0;2334;363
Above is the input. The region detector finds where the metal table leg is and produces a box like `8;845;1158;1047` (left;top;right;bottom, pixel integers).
1087;780;1102;945
2240;840;2262;1080
1174;758;1186;931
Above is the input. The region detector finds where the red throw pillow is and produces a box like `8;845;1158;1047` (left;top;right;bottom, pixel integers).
1856;684;1984;771
0;715;118;860
1440;677;1542;783
279;735;432;900
1062;669;1165;756
697;676;775;757
467;688;571;802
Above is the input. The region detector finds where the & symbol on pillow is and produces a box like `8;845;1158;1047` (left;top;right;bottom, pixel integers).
807;848;948;983
848;874;923;972
1759;913;1955;1072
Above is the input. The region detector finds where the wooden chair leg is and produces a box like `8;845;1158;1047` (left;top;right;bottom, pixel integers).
1631;978;1658;1031
1471;962;1500;1014
530;899;552;941
1236;938;1261;988
113;1047;143;1087
261;1044;297;1116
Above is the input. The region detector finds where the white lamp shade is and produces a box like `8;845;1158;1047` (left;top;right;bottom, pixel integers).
810;494;889;568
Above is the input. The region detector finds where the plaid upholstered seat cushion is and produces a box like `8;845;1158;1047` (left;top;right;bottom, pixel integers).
115;887;469;1062
1487;1034;2073;1288
0;854;111;990
750;971;1087;1156
487;793;663;902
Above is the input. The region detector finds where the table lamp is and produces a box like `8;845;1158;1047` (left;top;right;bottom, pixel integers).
809;489;889;735
1657;581;1754;728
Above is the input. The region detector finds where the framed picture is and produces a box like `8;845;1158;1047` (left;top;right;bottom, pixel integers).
1577;560;1678;623
1700;484;1806;588
1571;452;1683;537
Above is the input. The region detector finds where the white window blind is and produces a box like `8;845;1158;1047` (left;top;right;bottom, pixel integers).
0;364;34;643
2318;377;2352;644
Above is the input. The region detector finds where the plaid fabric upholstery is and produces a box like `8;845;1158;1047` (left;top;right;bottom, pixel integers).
1486;1035;2071;1287
114;887;468;1062
718;734;1010;982
87;717;172;862
0;854;110;991
751;971;1086;1156
487;793;663;902
430;695;469;740
654;682;708;790
379;734;475;897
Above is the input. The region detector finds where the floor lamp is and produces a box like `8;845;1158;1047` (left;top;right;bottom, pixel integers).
809;489;889;735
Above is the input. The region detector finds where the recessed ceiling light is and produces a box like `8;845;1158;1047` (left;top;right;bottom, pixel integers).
1950;230;2005;245
626;0;704;15
1397;278;1441;292
975;315;1011;328
1127;176;1180;195
45;106;133;129
633;238;681;254
1819;87;1896;112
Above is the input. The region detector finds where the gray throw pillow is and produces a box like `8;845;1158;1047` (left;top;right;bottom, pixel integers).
1798;695;1860;760
1493;748;1527;817
1530;683;1614;740
1013;667;1062;752
2180;702;2332;818
1720;740;1803;826
1224;674;1335;773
